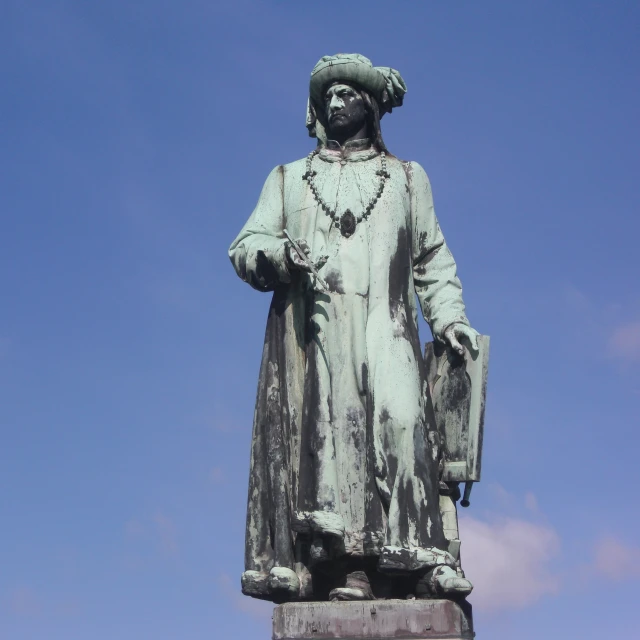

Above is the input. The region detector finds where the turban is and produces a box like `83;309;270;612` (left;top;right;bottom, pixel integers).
306;53;407;140
310;53;407;113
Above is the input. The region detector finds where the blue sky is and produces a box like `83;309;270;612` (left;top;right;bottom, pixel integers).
1;1;639;638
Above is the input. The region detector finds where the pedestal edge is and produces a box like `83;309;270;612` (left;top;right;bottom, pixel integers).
273;599;474;640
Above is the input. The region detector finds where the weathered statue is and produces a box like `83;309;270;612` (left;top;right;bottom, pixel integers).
229;54;484;605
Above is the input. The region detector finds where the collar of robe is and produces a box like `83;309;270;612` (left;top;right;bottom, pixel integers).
318;138;380;163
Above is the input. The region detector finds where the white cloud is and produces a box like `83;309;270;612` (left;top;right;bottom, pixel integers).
592;536;640;581
608;321;640;364
459;514;561;612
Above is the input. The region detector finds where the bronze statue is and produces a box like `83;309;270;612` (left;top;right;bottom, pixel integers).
229;53;486;605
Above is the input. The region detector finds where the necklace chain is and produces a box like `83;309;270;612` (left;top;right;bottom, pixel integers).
302;149;389;238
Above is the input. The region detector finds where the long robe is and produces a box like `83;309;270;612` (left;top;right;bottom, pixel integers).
229;139;470;589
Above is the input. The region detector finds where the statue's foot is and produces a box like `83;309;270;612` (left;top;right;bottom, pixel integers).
378;545;456;573
241;567;302;601
417;566;473;599
268;567;301;599
329;571;375;601
241;570;270;599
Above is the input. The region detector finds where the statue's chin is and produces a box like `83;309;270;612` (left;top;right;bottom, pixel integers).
327;127;346;139
327;121;362;140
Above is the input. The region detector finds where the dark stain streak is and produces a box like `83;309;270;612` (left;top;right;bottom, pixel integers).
388;227;425;383
419;245;441;267
298;334;322;511
244;287;300;573
254;250;278;291
363;362;386;535
438;358;472;461
388;226;410;324
396;477;416;544
237;252;247;280
324;268;345;294
381;422;397;485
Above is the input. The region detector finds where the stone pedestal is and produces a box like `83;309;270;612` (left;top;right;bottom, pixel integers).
273;600;474;640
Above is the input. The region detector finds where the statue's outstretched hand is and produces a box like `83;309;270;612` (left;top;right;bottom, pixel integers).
285;238;314;273
443;323;480;357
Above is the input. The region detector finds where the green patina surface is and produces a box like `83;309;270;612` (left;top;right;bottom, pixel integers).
228;53;488;605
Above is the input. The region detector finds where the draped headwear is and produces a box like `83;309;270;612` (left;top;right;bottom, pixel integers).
306;53;407;141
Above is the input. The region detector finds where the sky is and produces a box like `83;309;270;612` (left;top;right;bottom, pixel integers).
1;1;639;638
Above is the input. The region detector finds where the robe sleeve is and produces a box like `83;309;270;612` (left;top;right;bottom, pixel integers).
407;161;470;340
228;166;291;292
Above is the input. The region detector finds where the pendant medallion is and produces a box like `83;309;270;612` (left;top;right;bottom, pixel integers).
340;210;357;238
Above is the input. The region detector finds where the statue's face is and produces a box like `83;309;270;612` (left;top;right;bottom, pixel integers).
324;83;367;139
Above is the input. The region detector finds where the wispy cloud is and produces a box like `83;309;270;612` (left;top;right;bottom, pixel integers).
217;573;273;622
210;466;225;484
8;587;40;617
124;511;179;560
524;491;539;513
591;535;640;581
4;585;81;619
125;518;146;538
460;514;561;611
153;511;179;557
608;322;640;364
186;406;245;434
459;488;640;609
562;285;640;367
54;597;82;618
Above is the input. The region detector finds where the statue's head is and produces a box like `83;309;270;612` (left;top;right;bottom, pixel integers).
307;54;407;151
323;82;368;142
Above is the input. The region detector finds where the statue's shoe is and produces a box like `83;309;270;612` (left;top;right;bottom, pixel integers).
417;566;473;599
329;571;375;602
378;545;456;573
241;570;270;599
241;567;302;600
268;567;300;598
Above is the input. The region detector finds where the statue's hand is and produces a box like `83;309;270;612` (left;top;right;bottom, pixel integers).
285;238;314;273
443;323;479;357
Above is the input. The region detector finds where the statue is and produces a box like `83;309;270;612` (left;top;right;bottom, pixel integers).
229;54;487;607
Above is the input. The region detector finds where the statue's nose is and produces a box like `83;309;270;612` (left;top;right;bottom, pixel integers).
329;94;343;111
